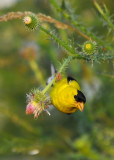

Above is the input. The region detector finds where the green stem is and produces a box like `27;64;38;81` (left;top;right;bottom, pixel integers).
39;25;81;57
39;24;114;62
50;0;114;52
42;76;56;94
93;0;114;30
42;56;72;94
29;60;45;86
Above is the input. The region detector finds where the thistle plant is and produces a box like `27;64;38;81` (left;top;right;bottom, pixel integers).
0;0;114;119
0;1;114;159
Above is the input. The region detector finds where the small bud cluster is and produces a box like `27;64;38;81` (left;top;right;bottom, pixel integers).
82;40;97;55
26;89;51;118
23;14;38;31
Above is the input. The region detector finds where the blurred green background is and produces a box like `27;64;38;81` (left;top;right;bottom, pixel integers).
0;0;114;160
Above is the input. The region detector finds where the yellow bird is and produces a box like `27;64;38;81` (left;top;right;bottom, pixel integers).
50;77;86;114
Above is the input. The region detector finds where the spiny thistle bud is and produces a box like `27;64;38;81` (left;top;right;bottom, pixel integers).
82;40;97;55
26;89;51;118
23;14;38;31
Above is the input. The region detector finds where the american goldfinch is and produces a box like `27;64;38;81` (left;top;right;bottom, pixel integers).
50;77;86;114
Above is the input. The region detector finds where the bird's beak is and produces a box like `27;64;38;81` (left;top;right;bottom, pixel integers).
76;102;84;112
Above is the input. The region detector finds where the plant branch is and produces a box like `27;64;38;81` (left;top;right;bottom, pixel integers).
0;11;113;63
92;0;114;30
0;11;32;22
50;0;114;52
39;25;114;62
0;11;90;40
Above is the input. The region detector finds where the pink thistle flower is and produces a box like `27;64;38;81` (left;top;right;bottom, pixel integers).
26;101;37;115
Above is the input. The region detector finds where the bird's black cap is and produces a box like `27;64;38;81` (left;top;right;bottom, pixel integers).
74;90;86;103
67;76;77;83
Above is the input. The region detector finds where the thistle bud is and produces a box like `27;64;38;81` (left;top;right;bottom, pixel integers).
82;40;97;55
23;14;38;31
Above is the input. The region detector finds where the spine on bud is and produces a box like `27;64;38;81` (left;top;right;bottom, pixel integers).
23;14;38;31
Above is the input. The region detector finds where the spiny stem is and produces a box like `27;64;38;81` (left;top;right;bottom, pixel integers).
50;0;90;40
50;0;114;52
0;11;113;52
39;23;114;62
39;25;75;55
42;76;56;94
39;25;87;60
58;56;73;73
93;0;114;30
0;12;90;40
29;60;45;86
38;13;90;40
42;56;72;94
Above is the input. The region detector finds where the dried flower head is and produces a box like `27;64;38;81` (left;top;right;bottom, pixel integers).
23;14;38;31
26;89;51;118
82;40;97;55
